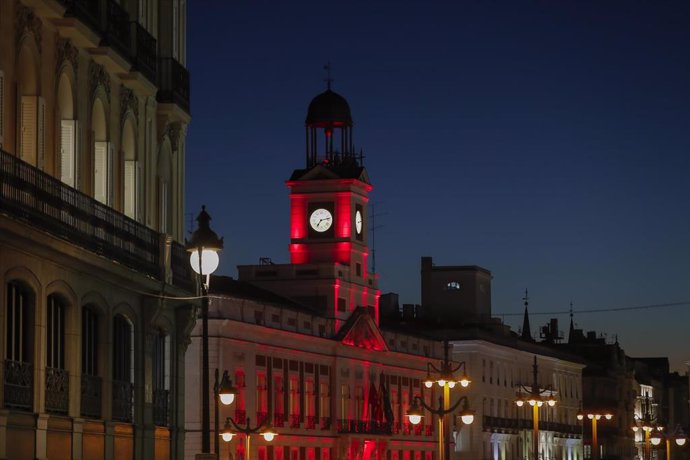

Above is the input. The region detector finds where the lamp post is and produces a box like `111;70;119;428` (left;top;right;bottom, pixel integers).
650;426;687;460
186;206;224;457
632;392;661;460
220;416;277;460
407;340;471;460
407;395;474;459
214;369;238;459
577;410;614;460
514;356;557;460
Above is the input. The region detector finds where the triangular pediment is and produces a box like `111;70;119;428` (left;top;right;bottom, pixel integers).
289;163;371;184
336;308;388;351
297;164;341;181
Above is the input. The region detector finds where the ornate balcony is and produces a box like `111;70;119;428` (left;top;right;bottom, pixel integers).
414;423;423;436
158;57;190;114
153;388;169;426
131;22;157;83
289;414;300;428
273;413;285;428
256;411;268;426
112;380;134;423
320;416;331;430
425;424;434;436
337;419;392;435
62;0;102;33
306;415;317;429
103;0;130;59
3;360;33;410
0;149;190;288
45;367;69;414
81;374;102;418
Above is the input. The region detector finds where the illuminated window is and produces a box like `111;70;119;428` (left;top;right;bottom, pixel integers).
446;281;461;290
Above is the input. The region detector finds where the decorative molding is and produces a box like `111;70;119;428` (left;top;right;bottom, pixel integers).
16;5;42;54
120;85;139;127
89;61;111;103
56;38;79;76
166;122;181;151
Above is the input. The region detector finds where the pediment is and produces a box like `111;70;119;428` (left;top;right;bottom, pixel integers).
336;308;388;352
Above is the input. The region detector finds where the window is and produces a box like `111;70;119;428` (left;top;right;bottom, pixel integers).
153;333;170;426
446;281;461;290
60;120;77;186
46;295;66;369
5;281;35;410
122;119;138;219
94;141;112;205
112;315;133;422
319;381;329;419
20;96;46;168
341;384;350;422
337;298;346;312
81;306;100;418
355;263;361;277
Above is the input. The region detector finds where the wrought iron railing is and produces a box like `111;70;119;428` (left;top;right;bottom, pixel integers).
131;22;157;83
62;0;102;33
153;388;169;426
171;242;193;289
0;149;181;283
337;419;392;435
158;58;191;114
256;411;268;427
81;374;102;418
320;416;331;430
289;414;300;428
112;380;134;423
45;367;69;414
104;0;130;59
3;360;33;410
273;413;285;428
306;415;317;429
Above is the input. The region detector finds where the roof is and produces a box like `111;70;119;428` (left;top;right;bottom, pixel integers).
305;89;352;127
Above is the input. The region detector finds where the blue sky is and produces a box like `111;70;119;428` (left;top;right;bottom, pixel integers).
186;0;690;371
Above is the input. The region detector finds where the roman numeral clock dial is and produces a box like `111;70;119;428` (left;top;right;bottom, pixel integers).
309;208;333;232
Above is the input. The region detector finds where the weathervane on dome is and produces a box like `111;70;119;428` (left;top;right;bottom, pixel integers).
323;61;333;90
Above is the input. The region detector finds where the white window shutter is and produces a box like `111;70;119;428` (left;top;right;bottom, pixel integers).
136;161;142;222
20;96;37;165
94;141;107;204
124;159;136;218
60;120;76;186
0;70;5;147
37;96;46;170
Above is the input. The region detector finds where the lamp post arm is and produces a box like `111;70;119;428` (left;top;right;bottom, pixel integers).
449;361;466;375
428;361;443;374
414;395;469;417
226;416;268;435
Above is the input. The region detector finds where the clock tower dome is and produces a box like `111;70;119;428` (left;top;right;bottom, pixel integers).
238;85;379;328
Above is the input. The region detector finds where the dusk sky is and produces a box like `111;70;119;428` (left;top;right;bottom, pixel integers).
186;1;690;371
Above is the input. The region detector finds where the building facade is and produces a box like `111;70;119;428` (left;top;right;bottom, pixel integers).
0;1;193;458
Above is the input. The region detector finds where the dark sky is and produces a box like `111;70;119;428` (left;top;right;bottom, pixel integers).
186;1;690;371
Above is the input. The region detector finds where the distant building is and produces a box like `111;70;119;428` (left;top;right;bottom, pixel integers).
0;1;193;459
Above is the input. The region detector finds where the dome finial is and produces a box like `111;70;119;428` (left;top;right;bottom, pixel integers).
323;61;333;90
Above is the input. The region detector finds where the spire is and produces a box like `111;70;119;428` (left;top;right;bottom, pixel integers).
568;301;575;343
324;62;333;90
521;289;533;341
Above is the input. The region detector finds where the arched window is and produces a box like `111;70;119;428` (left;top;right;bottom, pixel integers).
92;97;111;205
4;281;35;410
122;118;139;220
81;305;101;418
112;314;133;422
45;294;68;414
57;73;77;187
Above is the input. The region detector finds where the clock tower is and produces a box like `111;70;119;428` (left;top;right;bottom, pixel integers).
238;85;380;328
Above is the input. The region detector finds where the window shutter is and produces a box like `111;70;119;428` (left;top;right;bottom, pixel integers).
60;120;76;186
37;96;46;170
20;96;37;165
107;142;113;205
94;141;108;204
0;70;5;147
124;159;136;218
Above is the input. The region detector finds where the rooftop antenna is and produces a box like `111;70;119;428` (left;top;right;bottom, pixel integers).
323;62;333;90
369;203;387;274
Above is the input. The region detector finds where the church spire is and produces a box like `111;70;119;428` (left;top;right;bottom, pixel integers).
521;289;533;341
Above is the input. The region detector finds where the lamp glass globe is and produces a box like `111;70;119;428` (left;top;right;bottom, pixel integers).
190;249;220;275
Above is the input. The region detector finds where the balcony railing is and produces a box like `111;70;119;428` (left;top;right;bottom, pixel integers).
131;22;157;83
3;360;33;410
112;380;134;423
104;0;130;59
306;415;317;429
320;416;331;430
45;367;69;414
289;414;300;428
158;57;190;114
0;149;191;288
337;419;392;435
153;388;169;426
62;0;102;33
483;416;582;436
81;374;102;418
256;411;268;426
273;413;285;428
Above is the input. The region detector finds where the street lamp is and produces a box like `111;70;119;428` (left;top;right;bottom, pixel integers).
632;392;661;460
186;205;224;457
220;416;277;460
514;356;558;460
408;341;471;460
213;369;238;459
577;409;614;460
650;426;687;460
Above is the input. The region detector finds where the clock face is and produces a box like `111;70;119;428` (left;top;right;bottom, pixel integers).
309;208;333;232
355;210;363;235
